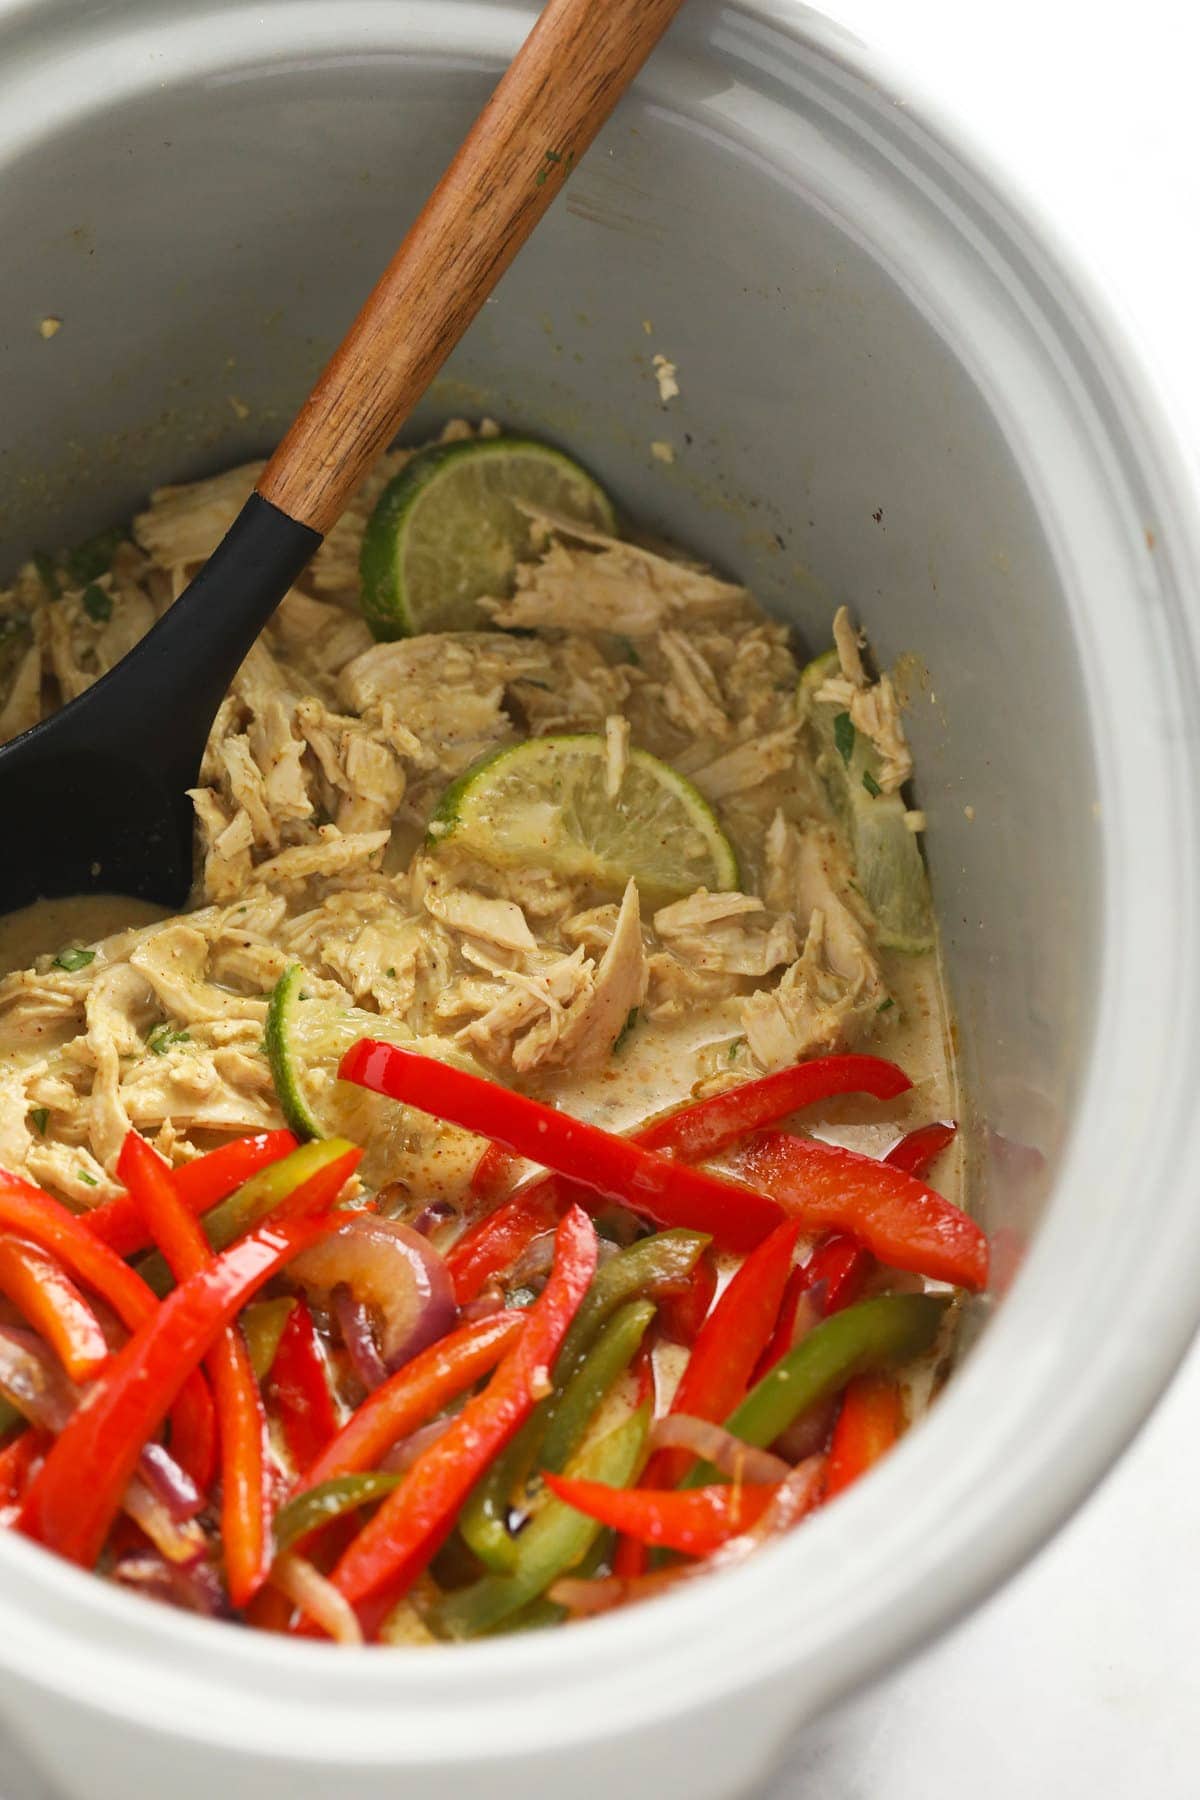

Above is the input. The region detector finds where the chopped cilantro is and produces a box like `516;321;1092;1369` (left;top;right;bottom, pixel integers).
614;1006;639;1052
77;1170;98;1188
727;1037;745;1061
862;769;882;798
64;527;125;587
31;551;60;598
877;997;895;1013
147;1022;191;1056
81;582;113;623
28;1107;49;1136
386;967;397;979
615;636;641;667
833;712;855;766
53;946;95;972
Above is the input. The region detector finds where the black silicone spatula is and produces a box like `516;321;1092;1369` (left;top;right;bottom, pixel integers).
0;0;687;914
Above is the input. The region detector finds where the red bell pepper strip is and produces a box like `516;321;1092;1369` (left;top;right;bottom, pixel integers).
739;1133;989;1291
20;1208;337;1571
645;1220;803;1491
266;1297;339;1475
753;1232;871;1380
165;1365;219;1493
806;1233;873;1313
172;1130;300;1213
445;1056;906;1304
545;1474;782;1557
297;1310;526;1492
824;1374;903;1497
884;1120;957;1179
611;1531;649;1579
84;1131;298;1258
0;1236;109;1382
656;1248;718;1346
327;1205;597;1614
0;1168;168;1333
341;1042;783;1253
0;1166;215;1475
0;1428;48;1517
469;1141;519;1204
117;1131;274;1606
635;1054;911;1162
754;1263;808;1380
446;1177;563;1304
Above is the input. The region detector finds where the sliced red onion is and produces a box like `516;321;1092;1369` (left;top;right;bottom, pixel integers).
0;1325;206;1554
292;1216;457;1372
552;1455;830;1620
123;1479;209;1566
459;1283;506;1323
711;1452;827;1564
410;1199;458;1238
113;1551;230;1618
332;1284;390;1392
271;1550;362;1645
772;1397;838;1464
509;1230;558;1288
649;1414;791;1485
549;1566;693;1617
379;1413;457;1474
0;1324;76;1430
136;1440;204;1523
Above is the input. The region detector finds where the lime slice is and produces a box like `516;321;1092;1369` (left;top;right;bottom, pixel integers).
427;734;738;902
265;963;415;1141
799;652;934;953
359;436;616;640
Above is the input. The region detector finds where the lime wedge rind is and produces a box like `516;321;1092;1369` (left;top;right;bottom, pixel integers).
428;734;739;902
360;436;616;641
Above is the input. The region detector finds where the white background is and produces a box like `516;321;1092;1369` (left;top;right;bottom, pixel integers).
3;1;1200;1795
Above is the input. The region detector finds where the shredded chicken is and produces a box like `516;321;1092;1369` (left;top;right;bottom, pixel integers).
814;604;914;792
481;526;749;638
0;432;926;1211
740;814;886;1068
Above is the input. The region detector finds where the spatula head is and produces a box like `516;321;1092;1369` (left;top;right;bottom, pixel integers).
0;495;320;915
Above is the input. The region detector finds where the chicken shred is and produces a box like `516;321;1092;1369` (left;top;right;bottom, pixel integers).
0;431;926;1209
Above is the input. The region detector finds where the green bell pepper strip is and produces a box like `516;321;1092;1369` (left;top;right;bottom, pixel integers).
460;1231;706;1571
682;1292;950;1488
272;1471;402;1557
539;1299;655;1474
137;1139;358;1296
555;1231;707;1376
432;1404;649;1640
240;1297;298;1384
482;1530;614;1636
485;1595;568;1635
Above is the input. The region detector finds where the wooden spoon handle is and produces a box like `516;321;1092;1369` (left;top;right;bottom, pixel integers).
257;0;687;535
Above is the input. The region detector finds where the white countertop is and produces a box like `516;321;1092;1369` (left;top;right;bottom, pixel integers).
3;2;1199;1797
